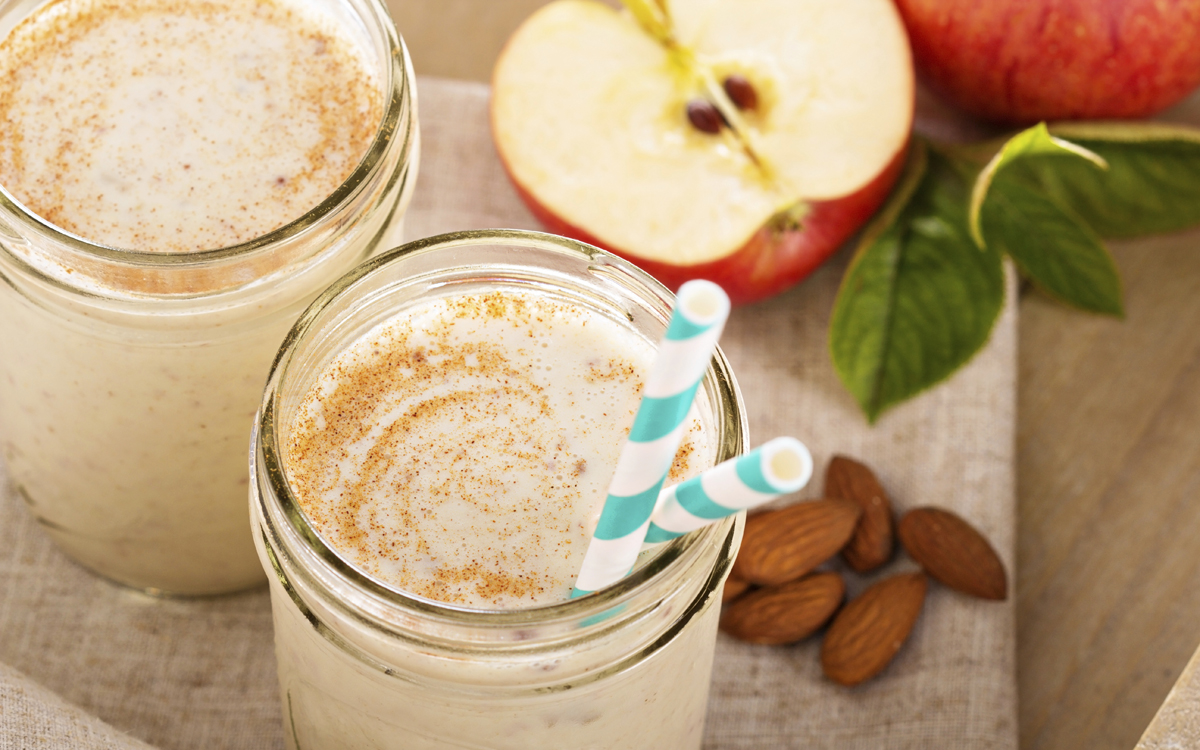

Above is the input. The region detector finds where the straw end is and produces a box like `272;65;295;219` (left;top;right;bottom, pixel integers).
760;437;813;494
675;280;731;328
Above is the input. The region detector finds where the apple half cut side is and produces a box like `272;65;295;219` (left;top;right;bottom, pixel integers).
491;0;914;304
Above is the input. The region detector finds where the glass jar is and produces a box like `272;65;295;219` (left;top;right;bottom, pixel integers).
251;230;747;749
0;0;419;595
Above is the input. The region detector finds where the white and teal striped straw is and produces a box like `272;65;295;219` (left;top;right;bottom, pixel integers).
644;437;813;545
571;280;730;597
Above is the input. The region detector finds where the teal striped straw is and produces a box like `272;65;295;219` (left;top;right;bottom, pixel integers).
572;280;730;597
644;437;813;545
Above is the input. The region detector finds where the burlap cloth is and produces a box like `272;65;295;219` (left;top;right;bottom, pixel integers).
0;77;1017;749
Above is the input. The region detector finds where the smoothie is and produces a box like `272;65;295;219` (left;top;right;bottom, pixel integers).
0;0;381;251
284;291;706;607
0;0;417;594
252;233;744;750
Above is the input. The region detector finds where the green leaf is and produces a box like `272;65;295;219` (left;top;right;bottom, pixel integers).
830;141;1006;422
968;123;1107;247
962;122;1123;316
979;176;1124;317
1019;122;1200;238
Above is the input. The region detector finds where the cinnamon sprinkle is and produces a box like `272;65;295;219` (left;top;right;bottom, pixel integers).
0;0;381;253
286;292;709;608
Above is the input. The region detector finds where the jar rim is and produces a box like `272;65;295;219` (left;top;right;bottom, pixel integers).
255;229;748;629
0;0;414;269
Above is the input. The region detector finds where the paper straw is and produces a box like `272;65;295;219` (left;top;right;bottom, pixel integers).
643;437;813;545
572;280;731;597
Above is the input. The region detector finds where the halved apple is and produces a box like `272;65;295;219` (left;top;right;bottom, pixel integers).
491;0;914;304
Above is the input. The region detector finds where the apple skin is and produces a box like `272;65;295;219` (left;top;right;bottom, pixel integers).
895;0;1200;124
503;145;909;306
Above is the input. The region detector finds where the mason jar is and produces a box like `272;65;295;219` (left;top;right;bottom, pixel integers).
0;0;419;595
250;230;747;749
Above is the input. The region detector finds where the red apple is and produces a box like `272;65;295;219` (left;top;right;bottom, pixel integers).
895;0;1200;125
490;0;914;304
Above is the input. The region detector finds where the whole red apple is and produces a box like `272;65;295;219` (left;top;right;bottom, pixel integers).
895;0;1200;124
491;0;914;305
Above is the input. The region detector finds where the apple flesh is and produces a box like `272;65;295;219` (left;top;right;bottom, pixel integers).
491;0;914;304
895;0;1200;124
513;151;906;304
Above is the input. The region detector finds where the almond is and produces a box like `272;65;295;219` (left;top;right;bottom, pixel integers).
732;498;861;586
722;575;751;604
898;507;1007;600
825;455;894;572
821;572;927;686
720;572;845;645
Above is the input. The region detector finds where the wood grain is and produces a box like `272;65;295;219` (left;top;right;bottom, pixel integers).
387;0;616;81
387;0;550;80
1138;643;1200;748
1017;233;1200;750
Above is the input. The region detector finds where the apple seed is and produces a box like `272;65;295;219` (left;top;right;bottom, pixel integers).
686;99;726;134
723;74;758;111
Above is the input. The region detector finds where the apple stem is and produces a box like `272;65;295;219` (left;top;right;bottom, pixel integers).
618;0;673;44
653;0;672;26
623;0;775;182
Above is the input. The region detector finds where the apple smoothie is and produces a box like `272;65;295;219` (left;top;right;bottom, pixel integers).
251;232;745;749
0;0;418;593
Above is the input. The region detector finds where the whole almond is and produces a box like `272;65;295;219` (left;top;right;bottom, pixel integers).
722;575;751;604
721;572;845;645
825;455;894;572
898;507;1007;600
821;572;927;686
732;499;861;586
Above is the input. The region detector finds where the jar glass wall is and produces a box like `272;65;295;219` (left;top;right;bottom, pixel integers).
0;0;419;595
251;230;747;749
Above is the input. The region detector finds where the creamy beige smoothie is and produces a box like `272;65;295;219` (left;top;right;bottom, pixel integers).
285;291;707;606
0;0;417;593
269;566;725;750
253;235;743;750
0;0;381;252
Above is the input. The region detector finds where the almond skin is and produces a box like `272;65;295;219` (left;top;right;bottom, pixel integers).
898;507;1007;601
825;455;894;572
722;575;751;604
732;499;861;586
721;572;845;645
821;572;927;686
